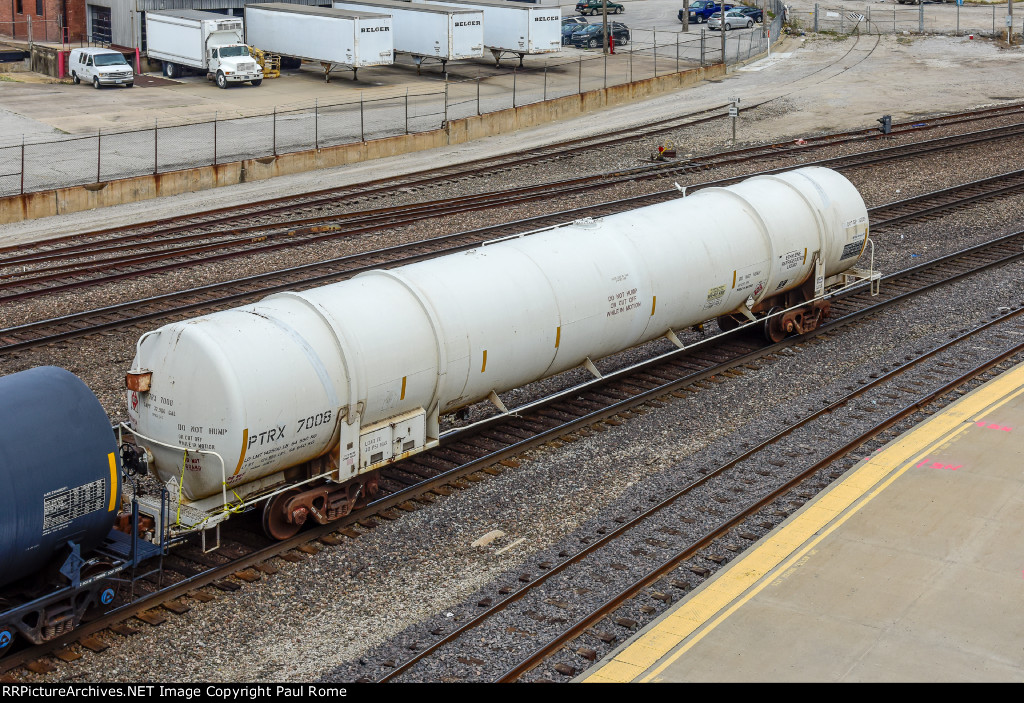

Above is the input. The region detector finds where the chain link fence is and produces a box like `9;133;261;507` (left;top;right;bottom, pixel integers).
1;6;787;198
791;1;1021;38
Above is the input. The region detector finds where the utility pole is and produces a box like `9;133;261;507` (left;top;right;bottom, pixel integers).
720;2;726;66
1009;0;1014;45
683;0;690;32
603;0;609;54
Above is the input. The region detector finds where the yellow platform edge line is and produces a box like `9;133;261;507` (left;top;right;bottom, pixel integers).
582;362;1024;683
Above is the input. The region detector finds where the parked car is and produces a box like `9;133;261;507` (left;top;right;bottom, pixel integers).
708;8;755;29
734;5;764;22
679;1;733;24
68;47;134;89
575;0;625;16
569;21;630;48
562;17;589;45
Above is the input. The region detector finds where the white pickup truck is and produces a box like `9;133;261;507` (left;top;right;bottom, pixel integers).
146;9;262;88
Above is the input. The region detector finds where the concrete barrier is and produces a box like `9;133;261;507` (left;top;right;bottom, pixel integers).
0;62;726;224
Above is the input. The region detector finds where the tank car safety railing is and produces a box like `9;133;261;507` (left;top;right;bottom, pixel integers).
119;423;365;544
118;423;230;553
843;237;880;296
442;269;882;438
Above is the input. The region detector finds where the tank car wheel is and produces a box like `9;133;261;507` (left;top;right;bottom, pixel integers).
262;489;304;540
763;307;787;344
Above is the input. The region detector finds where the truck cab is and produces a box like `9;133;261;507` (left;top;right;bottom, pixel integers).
207;43;263;88
680;1;733;23
68;48;134;89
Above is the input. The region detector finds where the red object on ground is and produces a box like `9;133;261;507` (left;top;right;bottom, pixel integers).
609;35;615;54
57;50;65;78
136;47;141;73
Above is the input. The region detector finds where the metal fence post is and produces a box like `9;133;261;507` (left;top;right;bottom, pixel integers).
543;65;547;101
700;29;705;67
993;4;996;34
315;99;319;149
213;113;218;166
629;42;633;80
360;92;365;141
676;32;679;72
20;136;24;195
578;55;582;94
956;1;960;35
919;1;923;33
405;88;409;134
443;80;448;124
513;68;517;107
272;106;277;156
814;3;818;32
603;53;607;89
477;76;481;115
653;29;657;77
154;119;158;175
841;8;844;33
96;128;101;182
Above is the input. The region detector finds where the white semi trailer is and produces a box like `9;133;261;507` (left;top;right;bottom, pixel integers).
413;0;561;66
145;10;263;88
243;3;394;82
332;0;484;72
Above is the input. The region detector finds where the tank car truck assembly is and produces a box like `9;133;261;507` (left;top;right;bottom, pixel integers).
121;167;879;545
243;3;394;82
0;368;163;659
412;0;561;67
332;0;484;73
146;10;264;88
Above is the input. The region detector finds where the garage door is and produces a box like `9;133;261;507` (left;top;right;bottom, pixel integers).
89;5;112;44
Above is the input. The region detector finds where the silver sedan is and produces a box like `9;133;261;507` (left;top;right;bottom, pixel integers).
708;8;755;30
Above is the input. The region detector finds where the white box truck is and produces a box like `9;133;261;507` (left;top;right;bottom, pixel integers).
412;0;561;66
146;10;263;88
332;0;483;71
244;3;393;82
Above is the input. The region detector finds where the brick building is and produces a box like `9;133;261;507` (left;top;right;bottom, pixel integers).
0;0;87;43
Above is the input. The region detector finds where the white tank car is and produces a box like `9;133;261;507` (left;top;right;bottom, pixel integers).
125;167;871;539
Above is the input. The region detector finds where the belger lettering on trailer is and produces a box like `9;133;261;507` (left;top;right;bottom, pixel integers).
455;21;481;26
361;26;390;32
534;15;559;20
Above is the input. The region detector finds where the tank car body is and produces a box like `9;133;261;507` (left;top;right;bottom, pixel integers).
125;167;873;539
0;367;150;656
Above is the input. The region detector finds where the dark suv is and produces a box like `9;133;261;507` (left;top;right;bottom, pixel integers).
679;1;733;23
568;21;630;48
575;0;625;16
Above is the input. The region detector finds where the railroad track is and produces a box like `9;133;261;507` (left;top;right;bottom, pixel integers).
368;311;1024;682
4;221;1023;677
4;99;1021;267
3;164;1024;356
3;105;1024;300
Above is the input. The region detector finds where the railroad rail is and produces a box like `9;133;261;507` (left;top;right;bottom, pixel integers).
3;107;1024;300
3;164;1024;356
4;219;1023;677
3;100;1021;265
374;311;1024;682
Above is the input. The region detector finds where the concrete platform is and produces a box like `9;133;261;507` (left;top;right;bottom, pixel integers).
580;361;1024;682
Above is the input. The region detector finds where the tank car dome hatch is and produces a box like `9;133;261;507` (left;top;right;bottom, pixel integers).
0;367;121;588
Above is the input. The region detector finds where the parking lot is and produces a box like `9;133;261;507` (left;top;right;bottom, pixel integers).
0;0;771;138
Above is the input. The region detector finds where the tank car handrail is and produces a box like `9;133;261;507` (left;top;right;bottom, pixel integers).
120;424;349;533
118;423;231;526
